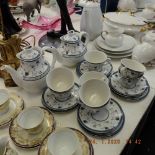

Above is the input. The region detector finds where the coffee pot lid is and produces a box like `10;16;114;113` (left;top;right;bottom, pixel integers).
17;46;41;61
60;30;79;43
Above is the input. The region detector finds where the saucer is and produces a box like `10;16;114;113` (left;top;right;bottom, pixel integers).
38;128;94;155
42;84;79;112
109;71;150;97
0;93;24;127
77;99;125;137
76;60;113;77
95;34;136;52
9;107;55;148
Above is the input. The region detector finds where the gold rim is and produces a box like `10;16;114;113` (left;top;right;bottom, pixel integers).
0;93;24;127
9;107;55;148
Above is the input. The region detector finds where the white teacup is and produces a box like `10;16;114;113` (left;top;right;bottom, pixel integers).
0;90;10;114
46;67;75;101
17;107;44;134
142;7;155;20
84;51;110;72
79;71;109;86
47;128;79;155
79;79;111;109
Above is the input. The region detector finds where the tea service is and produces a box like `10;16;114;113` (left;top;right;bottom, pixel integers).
77;79;125;137
76;51;113;77
109;58;150;101
0;137;18;155
1;46;52;93
42;67;79;112
9;107;55;148
38;128;94;155
0;90;24;127
42;30;89;67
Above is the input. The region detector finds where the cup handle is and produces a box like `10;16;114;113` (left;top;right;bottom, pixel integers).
80;31;89;46
103;58;111;65
118;65;126;75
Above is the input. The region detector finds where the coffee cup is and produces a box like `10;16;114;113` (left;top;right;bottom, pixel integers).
84;51;111;72
47;128;79;155
0;90;10;114
46;67;75;102
79;79;111;109
79;71;109;86
118;58;146;89
17;107;44;134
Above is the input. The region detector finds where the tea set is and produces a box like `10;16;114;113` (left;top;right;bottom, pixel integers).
76;50;113;77
0;90;24;127
109;58;150;101
95;23;137;59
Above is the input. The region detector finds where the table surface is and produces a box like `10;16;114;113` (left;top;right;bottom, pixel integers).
0;6;155;155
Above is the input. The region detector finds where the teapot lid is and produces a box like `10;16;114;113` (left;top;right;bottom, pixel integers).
60;30;79;43
17;46;41;62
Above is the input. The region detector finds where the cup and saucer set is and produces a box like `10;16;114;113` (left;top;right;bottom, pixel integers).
0;90;24;127
9;106;55;148
42;67;80;112
109;58;150;101
76;51;113;77
94;22;137;59
77;78;125;138
0;136;18;155
38;127;94;155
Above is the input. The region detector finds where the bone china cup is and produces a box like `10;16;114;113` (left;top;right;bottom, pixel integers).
17;107;44;134
119;58;146;79
84;51;110;72
79;79;111;108
47;128;79;155
46;67;75;101
79;71;109;86
0;89;10;114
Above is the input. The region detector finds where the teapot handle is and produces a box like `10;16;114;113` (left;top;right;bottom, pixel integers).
42;46;57;70
80;31;89;46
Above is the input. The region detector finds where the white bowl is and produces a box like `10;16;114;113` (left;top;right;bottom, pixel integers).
79;71;109;85
47;128;79;155
17;107;44;132
46;67;74;92
79;79;111;108
84;51;107;64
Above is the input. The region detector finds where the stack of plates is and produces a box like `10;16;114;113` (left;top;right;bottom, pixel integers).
77;99;125;137
94;33;137;59
109;72;150;101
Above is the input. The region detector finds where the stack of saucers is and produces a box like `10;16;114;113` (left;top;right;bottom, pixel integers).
77;79;125;137
94;32;137;59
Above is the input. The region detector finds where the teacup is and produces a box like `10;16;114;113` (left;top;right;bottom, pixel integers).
79;71;109;86
46;67;75;102
84;51;111;72
79;79;111;109
17;107;44;134
142;7;155;20
0;90;10;114
47;128;79;155
118;58;146;89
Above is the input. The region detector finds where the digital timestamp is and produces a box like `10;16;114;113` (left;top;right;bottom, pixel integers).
89;138;142;145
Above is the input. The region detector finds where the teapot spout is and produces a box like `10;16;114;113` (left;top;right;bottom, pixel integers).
0;65;23;87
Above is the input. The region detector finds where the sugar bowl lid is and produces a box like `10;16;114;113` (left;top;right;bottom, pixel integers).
60;30;79;43
16;46;41;62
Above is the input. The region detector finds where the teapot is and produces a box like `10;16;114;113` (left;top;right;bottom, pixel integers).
1;46;56;93
42;30;89;67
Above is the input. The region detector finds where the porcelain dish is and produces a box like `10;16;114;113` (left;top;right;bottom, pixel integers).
77;99;125;137
42;83;79;112
0;93;24;127
76;60;113;77
9;107;55;148
109;72;150;101
38;128;94;155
